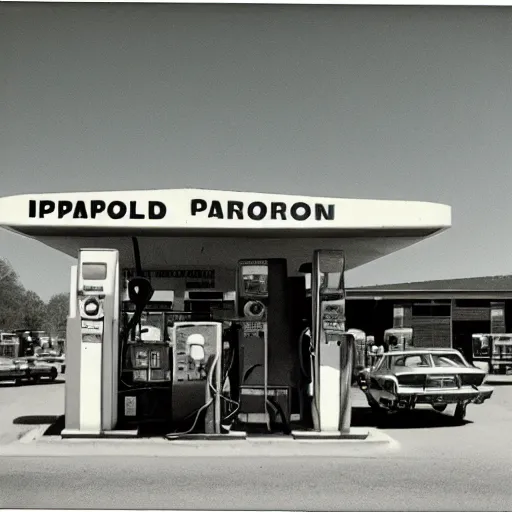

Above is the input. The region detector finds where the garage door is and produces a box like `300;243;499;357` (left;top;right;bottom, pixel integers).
412;316;451;348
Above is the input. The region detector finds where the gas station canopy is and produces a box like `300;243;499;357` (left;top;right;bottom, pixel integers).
0;189;451;272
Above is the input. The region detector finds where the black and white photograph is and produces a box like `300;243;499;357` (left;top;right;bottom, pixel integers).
0;1;511;510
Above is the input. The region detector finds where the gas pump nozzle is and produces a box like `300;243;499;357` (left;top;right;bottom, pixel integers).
124;277;154;337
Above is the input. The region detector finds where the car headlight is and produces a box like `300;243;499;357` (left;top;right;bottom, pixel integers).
383;379;397;394
19;364;28;370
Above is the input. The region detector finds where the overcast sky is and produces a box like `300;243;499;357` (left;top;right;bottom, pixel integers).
1;3;512;301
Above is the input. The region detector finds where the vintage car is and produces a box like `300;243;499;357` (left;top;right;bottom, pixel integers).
357;348;493;422
0;356;59;384
16;356;59;383
34;350;66;374
0;356;28;383
36;350;65;363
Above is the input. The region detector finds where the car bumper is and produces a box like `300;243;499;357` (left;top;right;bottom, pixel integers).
391;385;494;406
0;371;25;380
28;369;51;375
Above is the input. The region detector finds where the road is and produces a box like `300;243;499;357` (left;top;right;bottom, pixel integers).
0;378;511;510
1;452;510;511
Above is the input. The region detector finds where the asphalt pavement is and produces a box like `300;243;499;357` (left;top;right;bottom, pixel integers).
0;374;65;445
0;376;511;510
1;451;510;511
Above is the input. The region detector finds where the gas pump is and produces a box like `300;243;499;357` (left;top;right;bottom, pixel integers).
348;328;367;373
236;259;294;432
63;249;120;436
309;250;354;435
384;327;413;351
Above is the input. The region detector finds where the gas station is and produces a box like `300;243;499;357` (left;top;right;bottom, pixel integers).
0;188;451;441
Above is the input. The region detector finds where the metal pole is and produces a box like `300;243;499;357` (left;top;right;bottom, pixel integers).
311;251;321;432
339;333;354;433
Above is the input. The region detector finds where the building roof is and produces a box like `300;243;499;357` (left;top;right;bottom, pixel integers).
350;275;512;292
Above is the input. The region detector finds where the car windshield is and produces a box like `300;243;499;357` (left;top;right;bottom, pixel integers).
391;354;432;368
431;353;468;368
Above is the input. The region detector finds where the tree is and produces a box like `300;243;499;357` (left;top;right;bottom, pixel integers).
21;290;47;331
1;259;69;341
0;258;16;283
0;258;26;331
45;292;69;339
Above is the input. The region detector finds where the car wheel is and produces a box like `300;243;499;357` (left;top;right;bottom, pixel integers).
14;378;22;386
374;407;389;427
432;404;448;412
454;403;467;422
368;399;388;425
50;368;58;381
32;376;40;384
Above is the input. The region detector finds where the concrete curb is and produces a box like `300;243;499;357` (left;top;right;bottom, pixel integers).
18;425;49;444
0;427;400;458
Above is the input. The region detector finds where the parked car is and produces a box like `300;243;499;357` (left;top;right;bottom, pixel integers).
357;348;493;422
0;356;28;383
36;350;65;374
0;356;59;385
36;350;64;363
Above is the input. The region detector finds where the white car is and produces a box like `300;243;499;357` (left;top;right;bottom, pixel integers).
357;348;494;422
0;357;28;384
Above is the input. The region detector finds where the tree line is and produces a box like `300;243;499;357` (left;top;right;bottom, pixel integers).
0;257;69;338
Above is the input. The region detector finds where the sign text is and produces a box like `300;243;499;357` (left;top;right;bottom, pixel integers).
191;199;335;221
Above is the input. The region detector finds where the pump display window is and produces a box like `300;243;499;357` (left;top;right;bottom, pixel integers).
241;265;268;296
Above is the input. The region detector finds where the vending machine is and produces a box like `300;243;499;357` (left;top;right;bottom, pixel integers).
170;321;224;434
310;249;354;434
236;259;295;432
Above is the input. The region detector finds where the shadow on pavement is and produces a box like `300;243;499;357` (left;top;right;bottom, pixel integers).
351;406;471;429
0;379;64;388
485;380;512;386
13;415;61;425
11;415;66;436
43;415;65;436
